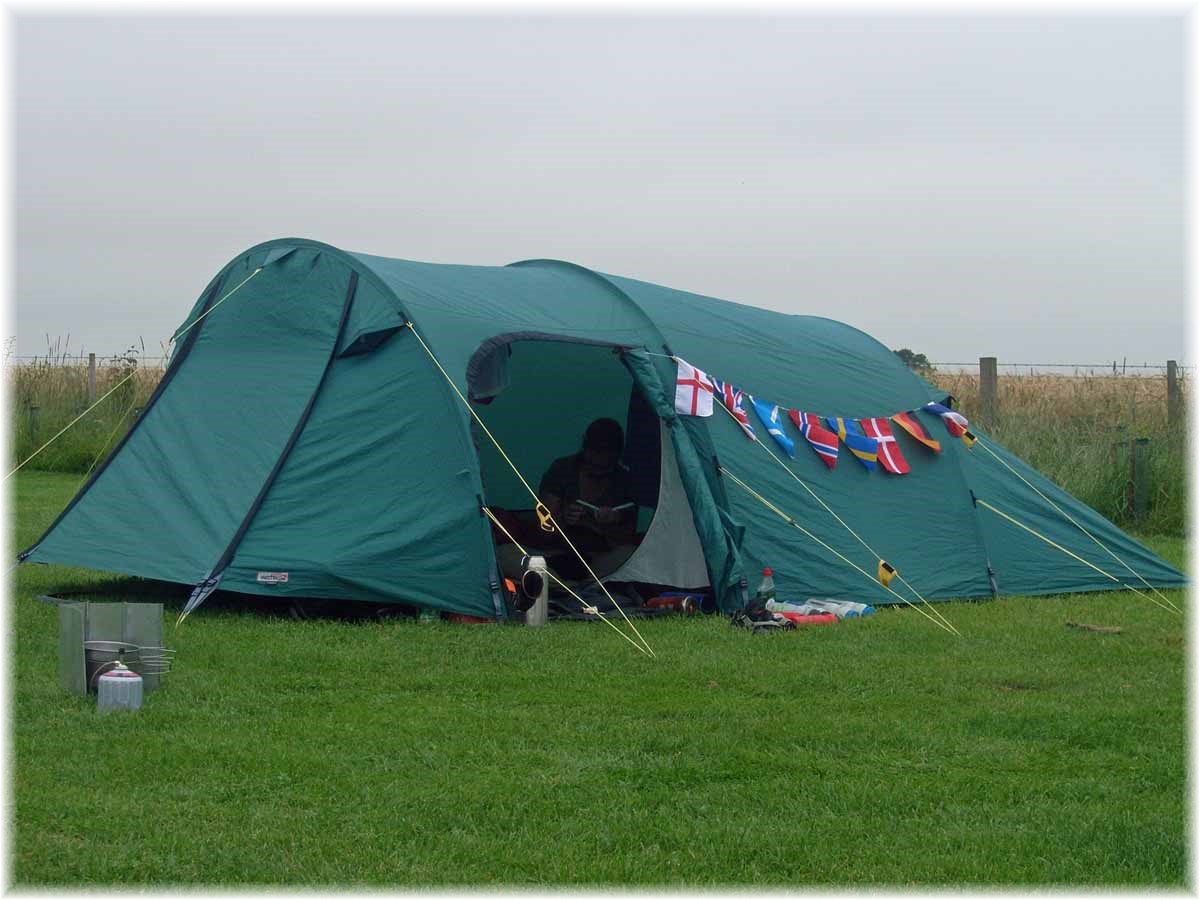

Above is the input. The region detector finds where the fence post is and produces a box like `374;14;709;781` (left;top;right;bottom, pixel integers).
1130;437;1151;521
28;404;39;447
1167;360;1180;426
87;353;97;405
979;356;998;425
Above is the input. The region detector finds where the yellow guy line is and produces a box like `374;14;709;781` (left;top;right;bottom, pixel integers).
171;267;263;345
9;266;265;483
405;322;656;658
77;394;139;485
709;392;960;635
482;507;652;658
721;465;960;635
974;498;1179;615
975;436;1181;614
6;370;138;480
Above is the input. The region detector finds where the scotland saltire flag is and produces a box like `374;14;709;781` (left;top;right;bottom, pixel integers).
788;410;838;470
750;396;795;457
712;379;756;440
826;416;878;471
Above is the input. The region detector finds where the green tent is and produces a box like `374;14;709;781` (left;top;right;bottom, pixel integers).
19;238;1185;618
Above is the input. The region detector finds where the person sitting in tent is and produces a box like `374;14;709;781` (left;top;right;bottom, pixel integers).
491;417;641;606
538;417;638;578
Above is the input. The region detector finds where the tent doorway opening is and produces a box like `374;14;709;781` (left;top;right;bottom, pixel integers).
468;338;711;600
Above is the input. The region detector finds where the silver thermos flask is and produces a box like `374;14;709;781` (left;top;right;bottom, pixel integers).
523;555;549;627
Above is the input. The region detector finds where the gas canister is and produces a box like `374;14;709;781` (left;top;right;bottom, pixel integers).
97;661;143;713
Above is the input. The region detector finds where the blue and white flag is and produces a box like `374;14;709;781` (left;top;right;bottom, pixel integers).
750;396;795;457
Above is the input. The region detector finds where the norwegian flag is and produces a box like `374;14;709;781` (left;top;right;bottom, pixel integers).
788;410;838;470
674;359;716;417
859;417;910;475
712;379;756;440
922;401;969;438
750;396;796;457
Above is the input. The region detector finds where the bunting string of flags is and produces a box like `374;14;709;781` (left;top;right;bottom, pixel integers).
670;355;978;477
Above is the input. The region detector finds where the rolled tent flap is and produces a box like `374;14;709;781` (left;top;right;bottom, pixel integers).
623;349;747;611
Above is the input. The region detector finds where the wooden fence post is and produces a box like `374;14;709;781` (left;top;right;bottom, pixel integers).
1130;437;1151;521
87;353;97;405
1167;359;1180;426
979;356;998;425
28;404;39;447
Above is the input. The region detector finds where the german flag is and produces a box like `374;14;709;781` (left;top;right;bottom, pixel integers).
891;410;942;453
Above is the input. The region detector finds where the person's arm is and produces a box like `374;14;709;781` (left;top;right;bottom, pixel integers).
539;458;582;526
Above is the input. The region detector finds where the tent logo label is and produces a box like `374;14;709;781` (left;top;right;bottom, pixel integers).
256;572;289;584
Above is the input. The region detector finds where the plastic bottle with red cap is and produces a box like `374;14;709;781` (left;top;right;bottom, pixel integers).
755;567;776;605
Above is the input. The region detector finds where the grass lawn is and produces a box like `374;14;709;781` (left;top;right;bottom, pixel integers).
10;471;1187;887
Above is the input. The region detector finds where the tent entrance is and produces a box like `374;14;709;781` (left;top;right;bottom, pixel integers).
467;337;710;592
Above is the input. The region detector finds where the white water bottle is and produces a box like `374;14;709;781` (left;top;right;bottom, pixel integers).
803;597;876;618
766;599;823;616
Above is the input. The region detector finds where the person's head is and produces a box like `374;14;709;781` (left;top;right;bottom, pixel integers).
580;418;624;475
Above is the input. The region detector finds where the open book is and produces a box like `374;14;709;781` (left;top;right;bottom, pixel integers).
574;500;635;520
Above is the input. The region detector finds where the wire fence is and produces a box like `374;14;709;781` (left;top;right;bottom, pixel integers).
930;361;1189;377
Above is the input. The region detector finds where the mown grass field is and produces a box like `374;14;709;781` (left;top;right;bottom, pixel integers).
11;471;1186;887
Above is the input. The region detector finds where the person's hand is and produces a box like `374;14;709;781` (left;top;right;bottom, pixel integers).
563;502;585;525
595;506;618;525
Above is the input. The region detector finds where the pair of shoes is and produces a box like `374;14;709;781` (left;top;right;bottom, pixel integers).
730;607;795;633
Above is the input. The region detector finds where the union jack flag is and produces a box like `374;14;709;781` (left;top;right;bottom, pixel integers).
788;410;838;470
711;379;756;440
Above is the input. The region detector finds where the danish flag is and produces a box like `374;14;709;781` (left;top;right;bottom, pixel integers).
712;379;756;440
788;410;838;470
674;359;716;417
859;417;910;475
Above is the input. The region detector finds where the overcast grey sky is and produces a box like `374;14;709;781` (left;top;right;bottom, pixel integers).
14;14;1186;366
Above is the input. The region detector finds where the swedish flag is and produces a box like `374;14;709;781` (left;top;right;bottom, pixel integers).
826;416;878;471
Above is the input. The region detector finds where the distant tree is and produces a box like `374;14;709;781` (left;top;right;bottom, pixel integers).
894;348;935;374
